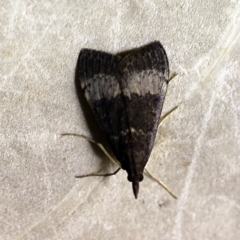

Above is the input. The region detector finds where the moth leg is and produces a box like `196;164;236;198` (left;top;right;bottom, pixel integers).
169;72;177;82
159;72;178;125
159;106;178;126
144;168;177;199
75;167;121;178
61;133;121;168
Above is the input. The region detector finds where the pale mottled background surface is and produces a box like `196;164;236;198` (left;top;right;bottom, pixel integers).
1;1;240;240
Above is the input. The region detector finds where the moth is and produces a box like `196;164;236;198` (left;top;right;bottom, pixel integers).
77;41;172;199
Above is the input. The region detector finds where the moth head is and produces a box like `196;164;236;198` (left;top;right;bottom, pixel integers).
127;173;143;182
127;173;144;199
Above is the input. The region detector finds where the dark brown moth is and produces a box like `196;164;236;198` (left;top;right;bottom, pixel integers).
77;41;169;198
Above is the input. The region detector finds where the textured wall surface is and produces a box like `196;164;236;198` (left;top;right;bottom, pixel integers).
1;1;240;240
